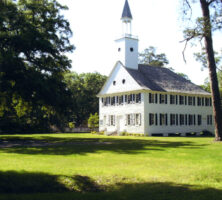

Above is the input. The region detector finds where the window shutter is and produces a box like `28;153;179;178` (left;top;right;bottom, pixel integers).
165;114;168;125
159;94;162;104
176;114;178;126
159;114;162;125
149;113;152;125
193;115;196;125
155;94;158;104
139;114;141;125
165;95;168;104
155;114;158;126
149;93;152;103
193;97;196;106
185;96;187;105
176;95;178;105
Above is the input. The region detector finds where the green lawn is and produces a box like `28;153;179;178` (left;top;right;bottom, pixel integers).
0;133;222;200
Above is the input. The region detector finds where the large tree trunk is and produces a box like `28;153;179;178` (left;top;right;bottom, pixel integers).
200;0;222;141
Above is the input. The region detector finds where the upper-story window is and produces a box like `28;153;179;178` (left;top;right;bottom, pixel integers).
130;47;134;52
170;95;175;104
179;95;184;105
160;94;167;104
136;93;141;103
197;97;201;106
113;81;116;86
188;96;193;105
118;48;121;52
122;79;126;84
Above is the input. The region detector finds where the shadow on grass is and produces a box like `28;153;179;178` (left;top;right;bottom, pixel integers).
0;171;222;200
0;135;207;155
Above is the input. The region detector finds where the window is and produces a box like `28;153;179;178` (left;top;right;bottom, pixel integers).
113;81;116;85
180;114;185;125
170;95;175;104
188;115;193;125
160;94;167;104
109;115;115;126
111;96;115;106
136;93;141;103
202;97;205;106
126;113;141;126
188;96;193;105
170;114;176;125
99;120;103;126
207;115;213;125
149;113;155;125
135;114;141;125
205;98;210;106
160;114;168;125
179;95;184;105
130;47;134;52
198;115;202;125
119;95;124;105
122;79;126;84
118;48;121;52
149;93;155;103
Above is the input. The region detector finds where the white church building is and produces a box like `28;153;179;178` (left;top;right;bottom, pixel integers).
98;0;214;136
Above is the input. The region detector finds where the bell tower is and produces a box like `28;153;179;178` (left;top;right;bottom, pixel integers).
115;0;138;70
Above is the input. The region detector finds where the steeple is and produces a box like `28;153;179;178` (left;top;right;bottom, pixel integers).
121;0;132;21
121;0;133;35
115;0;139;70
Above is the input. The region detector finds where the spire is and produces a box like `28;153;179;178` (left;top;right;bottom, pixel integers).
121;0;132;20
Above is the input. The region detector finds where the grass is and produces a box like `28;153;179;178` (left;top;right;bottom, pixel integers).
0;133;222;200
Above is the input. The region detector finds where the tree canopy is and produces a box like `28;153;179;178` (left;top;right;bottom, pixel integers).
139;46;169;67
0;0;74;133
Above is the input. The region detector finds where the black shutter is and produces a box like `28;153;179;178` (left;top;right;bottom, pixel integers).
176;95;178;105
149;113;152;125
165;114;168;125
155;114;158;125
193;115;196;125
159;94;162;104
159;114;162;125
185;96;187;105
149;93;151;103
155;94;158;104
176;114;178;126
193;97;196;106
165;94;168;104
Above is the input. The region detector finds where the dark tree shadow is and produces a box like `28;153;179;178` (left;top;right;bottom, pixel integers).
0;135;208;155
0;171;222;200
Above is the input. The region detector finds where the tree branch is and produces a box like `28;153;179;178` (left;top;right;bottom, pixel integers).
207;0;216;5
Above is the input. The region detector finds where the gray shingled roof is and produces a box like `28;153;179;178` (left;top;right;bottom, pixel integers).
126;64;210;95
121;0;132;19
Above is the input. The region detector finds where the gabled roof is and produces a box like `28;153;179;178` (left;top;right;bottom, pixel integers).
125;64;210;95
121;0;132;19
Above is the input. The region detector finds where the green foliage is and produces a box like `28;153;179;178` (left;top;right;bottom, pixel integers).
64;72;107;127
88;113;99;130
176;72;191;81
0;0;74;133
139;46;169;67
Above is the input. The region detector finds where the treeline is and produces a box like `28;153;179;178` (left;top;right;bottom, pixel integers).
0;71;107;133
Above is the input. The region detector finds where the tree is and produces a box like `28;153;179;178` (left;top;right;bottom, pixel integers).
88;113;99;132
139;46;169;67
182;0;222;141
0;0;74;133
64;72;107;127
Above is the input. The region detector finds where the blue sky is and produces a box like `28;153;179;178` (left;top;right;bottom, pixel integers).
59;0;221;85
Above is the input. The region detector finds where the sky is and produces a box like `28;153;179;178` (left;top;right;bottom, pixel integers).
58;0;221;85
